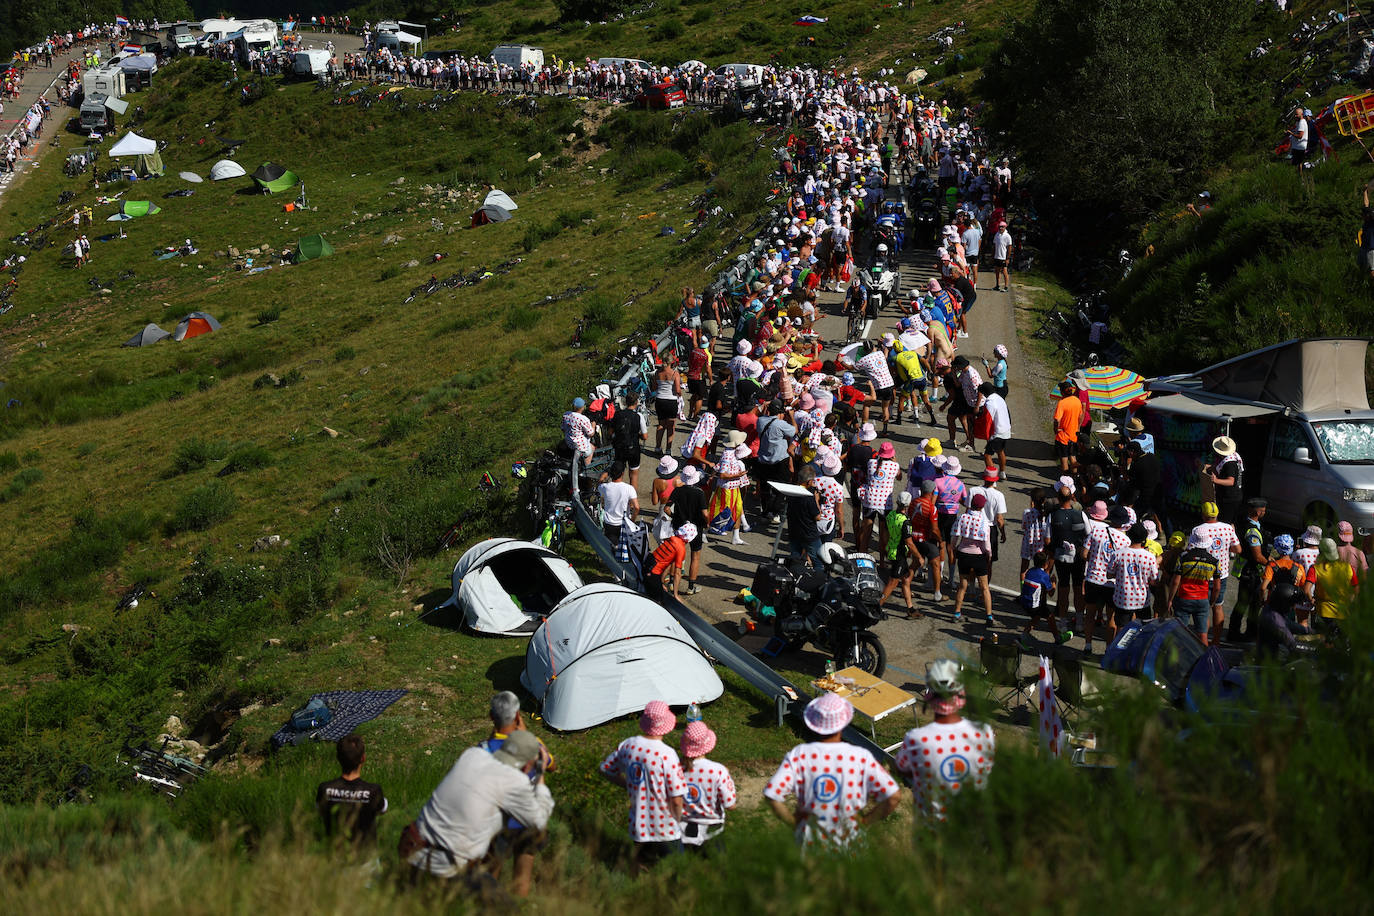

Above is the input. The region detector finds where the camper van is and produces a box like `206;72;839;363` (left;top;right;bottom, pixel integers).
491;45;544;69
1145;338;1374;536
82;63;126;101
234;20;280;63
118;53;158;90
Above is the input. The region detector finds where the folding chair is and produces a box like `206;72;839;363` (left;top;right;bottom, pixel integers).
979;638;1036;720
1051;648;1087;725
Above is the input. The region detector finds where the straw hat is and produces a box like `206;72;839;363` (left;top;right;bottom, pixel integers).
1211;436;1237;456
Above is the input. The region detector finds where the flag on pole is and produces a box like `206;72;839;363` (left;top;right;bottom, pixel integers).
116;15;130;27
122;44;142;54
1037;655;1064;759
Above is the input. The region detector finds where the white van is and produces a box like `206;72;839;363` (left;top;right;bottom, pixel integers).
714;63;766;87
293;49;331;77
597;57;651;72
492;45;544;69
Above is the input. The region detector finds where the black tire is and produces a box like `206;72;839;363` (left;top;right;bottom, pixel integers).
844;630;887;678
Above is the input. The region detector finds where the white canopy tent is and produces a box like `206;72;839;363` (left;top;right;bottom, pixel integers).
109;132;156;156
209;159;247;181
521;584;724;730
438;537;583;636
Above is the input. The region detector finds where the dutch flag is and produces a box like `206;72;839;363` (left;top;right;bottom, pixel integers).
116;15;130;27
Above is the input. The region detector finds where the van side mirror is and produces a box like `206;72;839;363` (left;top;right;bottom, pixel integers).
1293;447;1311;464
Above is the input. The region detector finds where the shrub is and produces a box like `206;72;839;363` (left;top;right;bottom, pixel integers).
321;474;376;503
166;482;237;534
503;306;541;332
657;17;684;40
378;265;401;281
0;451;19;471
511;347;543;363
254;305;282;326
217;443;275;477
1;467;44;501
377;410;421;446
333;346;356;362
171;438;229;475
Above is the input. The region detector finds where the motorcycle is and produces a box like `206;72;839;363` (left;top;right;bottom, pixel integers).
749;550;889;676
911;197;943;247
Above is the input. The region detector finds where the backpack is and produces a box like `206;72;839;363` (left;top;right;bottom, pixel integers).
611;408;642;450
884;510;907;561
1050;507;1087;564
587;396;616;425
290;696;332;732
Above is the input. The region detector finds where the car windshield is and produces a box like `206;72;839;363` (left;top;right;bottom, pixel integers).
1312;419;1374;464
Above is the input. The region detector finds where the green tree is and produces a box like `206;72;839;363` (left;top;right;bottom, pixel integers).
979;0;1261;219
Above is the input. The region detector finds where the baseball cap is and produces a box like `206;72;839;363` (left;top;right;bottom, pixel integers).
572;397;586;409
1201;501;1219;519
492;729;542;769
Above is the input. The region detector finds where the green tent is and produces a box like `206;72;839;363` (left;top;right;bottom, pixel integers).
122;200;161;217
134;151;164;177
296;234;335;262
251;162;300;194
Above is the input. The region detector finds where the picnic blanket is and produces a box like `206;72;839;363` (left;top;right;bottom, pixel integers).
270;688;407;748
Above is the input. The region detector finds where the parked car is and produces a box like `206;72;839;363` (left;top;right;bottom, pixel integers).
635;81;686;110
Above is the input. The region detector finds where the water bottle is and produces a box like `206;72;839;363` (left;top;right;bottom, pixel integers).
686;702;702;723
825;659;836;677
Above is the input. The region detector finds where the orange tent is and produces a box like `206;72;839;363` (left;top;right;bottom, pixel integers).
173;311;222;341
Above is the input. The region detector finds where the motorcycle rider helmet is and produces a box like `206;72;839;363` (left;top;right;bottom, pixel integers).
1267;581;1301;617
925;658;965;697
876;243;889;255
818;542;847;568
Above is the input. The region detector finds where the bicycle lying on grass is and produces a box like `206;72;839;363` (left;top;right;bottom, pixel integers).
116;723;207;799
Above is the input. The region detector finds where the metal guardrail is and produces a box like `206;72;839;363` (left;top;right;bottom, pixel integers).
569;497;895;765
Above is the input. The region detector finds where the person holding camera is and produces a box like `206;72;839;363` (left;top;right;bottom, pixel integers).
402;728;553;894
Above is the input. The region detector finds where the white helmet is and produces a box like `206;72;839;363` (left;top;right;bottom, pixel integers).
925;659;965;697
876;243;889;254
818;542;847;567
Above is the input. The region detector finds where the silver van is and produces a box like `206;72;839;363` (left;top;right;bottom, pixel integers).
1146;337;1374;535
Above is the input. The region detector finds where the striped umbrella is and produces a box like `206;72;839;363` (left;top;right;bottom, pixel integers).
1078;365;1145;410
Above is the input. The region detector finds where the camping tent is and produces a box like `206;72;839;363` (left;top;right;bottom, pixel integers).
121;200;161;217
295;234;334;262
179;171;203;183
472;187;518;226
251;162;299;194
521;583;723;730
122;323;171;347
109;132;156;156
438;537;583;636
134;151;164;177
484;188;519;212
173;311;221;341
209;159;246;181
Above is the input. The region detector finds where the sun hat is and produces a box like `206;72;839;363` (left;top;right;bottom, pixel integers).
1057;475;1076;494
1302;524;1322;546
923;438;943;457
723;429;748;448
927;279;942;292
656;456;679;478
1273;533;1294;555
1088;500;1109;521
925;658;965;697
970;493;987;510
675;523;698;542
736;339;752;354
1107;505;1132;528
491;729;542;769
993;344;1008;359
680;721;717;758
1143;519;1159;540
842;371;855;385
1338;520;1355;543
877;441;896;459
572;397;586;409
982;468;999;482
859;422;877;442
943;456;963;476
680;465;702;486
1212;436;1237;456
639;700;676;737
1122;506;1138;527
1202;501;1220;519
896;490;913;507
1126;417;1146;434
735;443;751;459
1319;538;1340;562
802;692;854;735
1187;529;1208;549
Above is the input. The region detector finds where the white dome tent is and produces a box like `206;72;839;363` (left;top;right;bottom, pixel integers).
521;583;723;730
438;537;583;636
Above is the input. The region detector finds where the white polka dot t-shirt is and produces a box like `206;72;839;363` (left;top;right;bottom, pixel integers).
763;741;899;847
896;719;995;821
600;735;687;842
